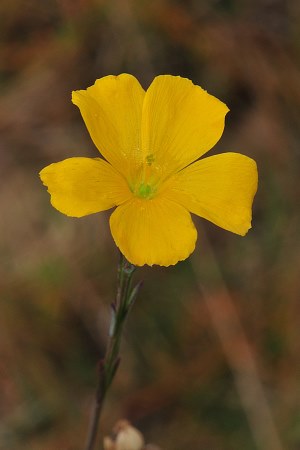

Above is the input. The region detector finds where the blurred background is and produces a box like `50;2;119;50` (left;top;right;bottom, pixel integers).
1;0;300;449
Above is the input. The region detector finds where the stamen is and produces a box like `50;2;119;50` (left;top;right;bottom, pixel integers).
146;154;155;166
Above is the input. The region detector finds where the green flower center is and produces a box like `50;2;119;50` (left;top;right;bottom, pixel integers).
136;182;155;199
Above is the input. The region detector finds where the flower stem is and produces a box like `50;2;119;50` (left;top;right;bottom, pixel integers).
84;253;140;450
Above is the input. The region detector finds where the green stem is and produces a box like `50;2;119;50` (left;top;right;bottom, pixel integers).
84;253;139;450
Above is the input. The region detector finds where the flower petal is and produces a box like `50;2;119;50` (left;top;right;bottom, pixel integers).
110;197;197;266
141;75;229;179
40;157;132;217
72;74;145;179
165;152;258;235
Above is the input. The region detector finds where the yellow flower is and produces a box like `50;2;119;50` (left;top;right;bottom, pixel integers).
40;74;258;266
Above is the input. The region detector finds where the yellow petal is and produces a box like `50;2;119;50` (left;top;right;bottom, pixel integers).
141;75;229;179
165;152;258;235
40;157;132;217
110;197;197;266
72;74;145;179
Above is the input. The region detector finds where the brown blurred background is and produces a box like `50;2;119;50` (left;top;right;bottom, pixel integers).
1;0;300;449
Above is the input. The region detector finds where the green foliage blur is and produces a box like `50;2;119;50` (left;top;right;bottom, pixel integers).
1;0;300;449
